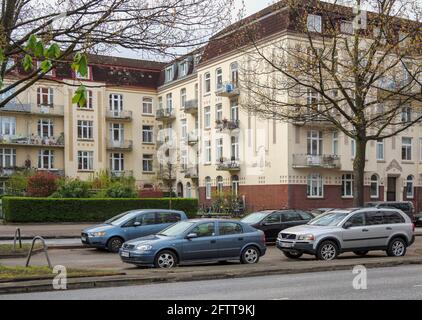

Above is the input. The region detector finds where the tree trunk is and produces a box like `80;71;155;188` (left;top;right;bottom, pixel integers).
353;139;367;207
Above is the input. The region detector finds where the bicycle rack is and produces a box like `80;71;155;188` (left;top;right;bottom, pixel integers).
13;228;22;252
25;236;52;268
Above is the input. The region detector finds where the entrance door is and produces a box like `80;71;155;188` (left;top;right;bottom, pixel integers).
387;177;396;201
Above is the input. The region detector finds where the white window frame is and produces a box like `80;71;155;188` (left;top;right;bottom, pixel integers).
109;94;123;113
180;88;187;109
78;151;93;171
406;175;414;199
204;140;211;164
77;120;93;140
231;135;239;160
307;173;323;198
38;149;54;169
75;66;91;80
216;68;223;90
230;99;239;121
216;176;224;193
0;117;16;136
37;87;54;106
142;97;153;115
307;14;322;33
342;174;354;197
205;177;212;200
0;148;16;167
110;152;124;172
165;66;174;82
166;93;173;110
401;106;411;123
143;154;154;172
204;106;211;129
216;138;223;160
179;61;188;78
351;139;356;159
402;137;412;161
180;119;187;140
332;131;338;155
307;130;323;156
36;60;54;76
370;174;379;198
376;139;384;161
204;72;211;93
142;125;154;144
216;103;223;122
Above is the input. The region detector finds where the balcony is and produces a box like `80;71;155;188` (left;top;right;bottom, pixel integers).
215;119;239;131
0;167;65;178
109;170;133;178
0;135;65;148
156;108;176;121
1;102;64;117
106;140;133;151
187;132;198;145
215;82;240;97
216;158;240;171
184;166;199;179
292;154;341;169
184;99;198;114
106;110;133;121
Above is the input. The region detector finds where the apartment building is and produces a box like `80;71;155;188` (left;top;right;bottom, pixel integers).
2;0;422;212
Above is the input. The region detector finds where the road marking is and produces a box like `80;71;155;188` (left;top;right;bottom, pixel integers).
413;285;422;287
271;297;290;300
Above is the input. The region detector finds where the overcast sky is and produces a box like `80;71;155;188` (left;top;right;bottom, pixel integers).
110;0;272;60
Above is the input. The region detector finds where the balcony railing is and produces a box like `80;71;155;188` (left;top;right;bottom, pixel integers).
106;140;133;150
215;82;240;97
0;167;65;178
0;134;65;147
292;154;341;169
109;170;133;178
184;99;198;114
216;158;240;171
1;102;64;116
156;108;176;121
184;166;199;179
187;132;198;145
215;119;239;131
106;110;133;121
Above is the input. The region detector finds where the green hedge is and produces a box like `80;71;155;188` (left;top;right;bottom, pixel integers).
3;197;198;222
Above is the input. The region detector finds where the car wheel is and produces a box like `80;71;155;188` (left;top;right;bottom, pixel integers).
387;238;407;257
283;251;303;259
107;237;123;253
154;250;178;269
316;241;338;261
240;246;260;264
353;250;369;256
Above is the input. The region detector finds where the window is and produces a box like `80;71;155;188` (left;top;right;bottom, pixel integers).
179;61;188;77
230;99;239;121
165;66;174;82
332;132;338;155
231;136;239;160
406;175;414;198
204;72;211;93
158;97;163;110
37;87;54;106
216;176;224;193
384;211;405;224
307;14;322;33
231;175;239;196
78;151;93;171
142;125;153;143
166;93;173;110
204;140;211;164
282;211;302;222
36;60;54;76
180;119;187;140
77;120;93;140
307;173;323;198
186;182;192;198
402;137;412;160
376;139;384;161
142;97;153;115
38;119;54;137
365;211;384;225
401;106;411;123
346;212;365;227
109;94;123;113
77;90;93;109
157;212;181;224
75;66;90;80
219;222;242;235
0;148;16;167
110;123;124;142
180;88;186;109
370;174;379;198
38;150;54;169
264;213;281;224
342;174;354;197
204;106;211;129
216;138;223;160
216;68;223;90
0;117;16;136
307;130;322;155
110;153;124;172
205;177;212;200
340;20;354;34
181;149;188;170
351;139;356;159
194;83;199;100
143;154;153;172
141;213;156;225
230;62;239;87
191;222;215;237
306;88;321;113
216;104;223;122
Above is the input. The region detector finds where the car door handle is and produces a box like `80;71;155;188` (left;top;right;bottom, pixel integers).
210;240;216;244
238;237;244;241
362;229;369;232
386;227;392;230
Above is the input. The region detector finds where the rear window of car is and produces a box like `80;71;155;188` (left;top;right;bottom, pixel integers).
383;211;405;224
365;211;384;225
219;222;243;235
264;213;281;224
298;211;313;220
281;211;302;222
156;212;181;223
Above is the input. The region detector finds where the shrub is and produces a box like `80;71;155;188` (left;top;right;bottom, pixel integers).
101;182;137;198
7;169;34;196
3;197;199;222
51;178;91;198
26;172;58;197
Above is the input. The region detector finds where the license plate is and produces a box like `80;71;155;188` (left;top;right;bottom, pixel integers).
281;242;294;248
81;236;87;242
121;251;130;258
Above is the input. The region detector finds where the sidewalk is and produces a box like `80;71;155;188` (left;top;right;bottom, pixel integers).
0;223;91;240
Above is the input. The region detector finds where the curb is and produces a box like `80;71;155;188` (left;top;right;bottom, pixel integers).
1;257;422;295
0;236;80;241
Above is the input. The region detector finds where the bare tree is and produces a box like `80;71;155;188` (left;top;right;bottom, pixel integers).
240;0;422;206
0;0;235;106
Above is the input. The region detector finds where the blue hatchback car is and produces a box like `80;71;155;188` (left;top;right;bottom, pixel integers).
119;219;267;268
81;209;187;252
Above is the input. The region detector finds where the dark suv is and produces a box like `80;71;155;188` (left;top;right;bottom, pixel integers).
365;201;415;222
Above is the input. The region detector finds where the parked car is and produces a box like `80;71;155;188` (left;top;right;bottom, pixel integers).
365;201;415;222
81;209;187;252
310;208;334;216
415;213;422;227
276;208;415;261
119;219;266;268
241;210;314;242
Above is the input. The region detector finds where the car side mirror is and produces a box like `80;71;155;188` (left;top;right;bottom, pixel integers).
343;222;352;229
133;221;141;227
186;233;198;239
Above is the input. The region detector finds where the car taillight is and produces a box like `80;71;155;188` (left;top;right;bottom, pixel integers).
412;223;416;232
261;232;266;243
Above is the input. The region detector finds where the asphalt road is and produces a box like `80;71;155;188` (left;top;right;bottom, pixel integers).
2;265;422;300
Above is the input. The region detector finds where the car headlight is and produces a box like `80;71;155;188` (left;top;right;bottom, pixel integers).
136;244;152;251
89;231;106;237
297;234;315;241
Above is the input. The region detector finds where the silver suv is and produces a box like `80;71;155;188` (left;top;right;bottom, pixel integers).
276;208;415;261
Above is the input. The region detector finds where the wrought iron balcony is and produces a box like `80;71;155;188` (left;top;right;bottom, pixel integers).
216;158;240;171
106;140;133;151
215;119;239;131
1;102;64;116
106;110;133;121
0;167;65;178
184;166;199;179
215;82;240;97
156;108;176;121
292;154;341;169
0;134;65;148
184;99;198;114
109;170;133;178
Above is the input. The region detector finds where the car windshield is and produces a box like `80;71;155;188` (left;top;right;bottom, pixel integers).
308;211;350;226
158;221;195;237
241;212;268;224
105;211;138;226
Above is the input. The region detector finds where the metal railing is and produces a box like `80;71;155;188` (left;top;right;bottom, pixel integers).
184;166;199;179
215;119;239;130
1;102;64;116
110;170;134;178
26;236;52;268
0;134;65;147
215;81;240;97
106;110;133;120
292;154;341;169
106;139;133;150
216;159;240;171
155;108;176;120
13;228;22;252
184;99;198;113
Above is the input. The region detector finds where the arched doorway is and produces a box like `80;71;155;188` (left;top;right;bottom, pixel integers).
176;182;184;197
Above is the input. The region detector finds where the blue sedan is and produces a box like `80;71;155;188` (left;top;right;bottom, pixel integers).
81;209;187;252
119;219;267;268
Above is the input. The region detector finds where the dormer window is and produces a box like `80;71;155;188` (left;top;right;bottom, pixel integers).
165;66;174;82
179;60;188;78
307;14;322;33
340;21;354;34
76;66;91;80
6;58;15;71
36;60;54;76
